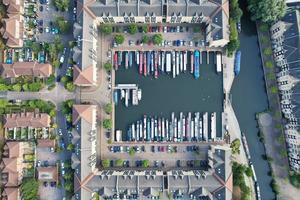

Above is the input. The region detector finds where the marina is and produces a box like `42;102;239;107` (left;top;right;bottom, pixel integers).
115;51;223;141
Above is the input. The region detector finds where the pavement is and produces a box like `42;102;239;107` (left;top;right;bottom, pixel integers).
258;112;300;200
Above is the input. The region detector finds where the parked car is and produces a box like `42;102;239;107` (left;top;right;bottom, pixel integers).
43;182;48;187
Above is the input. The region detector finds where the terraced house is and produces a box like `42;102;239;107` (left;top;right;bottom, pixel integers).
270;8;300;172
73;0;229;86
0;0;24;48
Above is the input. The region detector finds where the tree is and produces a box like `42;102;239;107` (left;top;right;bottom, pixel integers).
63;171;73;180
55;16;71;34
104;103;112;114
128;24;138;35
12;83;22;92
102;159;110;168
0;84;8;91
104;62;112;72
65;82;76;92
103;119;112;129
142;25;148;33
0;99;8;108
21;178;39;200
230;139;241;154
28;82;43;92
31;42;42;53
142;160;150;168
67;143;75;152
114;34;125;45
245;167;253;177
52;123;58;129
152;34;163;45
115;159;124;167
54;0;70;12
46;74;56;85
248;0;286;23
100;24;113;35
142;35;150;44
129;147;135;156
230;0;243;22
64;181;73;191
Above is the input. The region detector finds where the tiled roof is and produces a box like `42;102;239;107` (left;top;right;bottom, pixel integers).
72;105;95;125
2;187;20;200
0;62;52;78
37;167;59;182
73;65;95;86
4;112;51;128
37;139;56;148
4;142;20;158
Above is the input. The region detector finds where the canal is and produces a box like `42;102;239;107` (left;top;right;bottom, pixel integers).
231;0;275;199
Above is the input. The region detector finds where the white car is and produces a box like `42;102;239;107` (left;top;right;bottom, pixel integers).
59;55;64;63
73;7;77;14
61;162;65;169
45;27;49;33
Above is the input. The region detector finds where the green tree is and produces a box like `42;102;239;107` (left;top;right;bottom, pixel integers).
129;147;135;156
67;143;75;152
142;35;150;44
64;181;73;191
230;139;241;154
31;42;42;53
128;24;138;35
245;167;253;177
115;159;124;167
104;62;112;72
12;83;22;92
142;25;148;33
114;34;125;45
248;0;286;23
55;16;71;34
0;99;8;108
152;34;163;45
22;83;29;91
142;160;150;168
230;0;243;22
63;171;73;180
46;74;56;85
28;82;43;92
263;47;273;56
54;0;70;12
0;84;8;91
102;159;110;168
60;76;69;84
21;178;39;200
100;24;113;35
103;119;112;129
193;26;201;33
65;82;76;92
50;109;57;117
104;103;112;114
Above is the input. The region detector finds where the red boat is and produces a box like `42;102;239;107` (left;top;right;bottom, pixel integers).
143;52;147;77
139;52;143;74
114;52;118;70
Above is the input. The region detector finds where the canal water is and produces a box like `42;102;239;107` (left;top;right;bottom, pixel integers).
115;52;224;139
231;0;275;199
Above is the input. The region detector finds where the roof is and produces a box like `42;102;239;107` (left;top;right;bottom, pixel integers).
37;139;56;148
0;62;52;78
72;105;96;125
0;13;24;48
4;142;20;158
74;145;232;200
1;158;19;173
1;0;24;48
73;65;96;86
2;187;20;200
37;167;59;182
4;112;51;129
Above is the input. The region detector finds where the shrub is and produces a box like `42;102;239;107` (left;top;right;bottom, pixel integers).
230;139;241;154
102;159;110;168
263;47;273;56
104;62;112;72
100;24;113;35
104;103;112;114
152;34;163;45
265;61;273;68
103;119;112;129
142;35;150;44
115;159;123;167
128;24;138;35
114;34;125;45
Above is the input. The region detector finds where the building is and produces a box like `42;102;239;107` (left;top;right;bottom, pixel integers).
73;0;229;86
0;142;24;187
0;62;52;79
1;187;20;200
270;9;300;172
37;139;56;149
0;0;24;48
37;167;59;183
70;104;98;199
3;112;51;129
